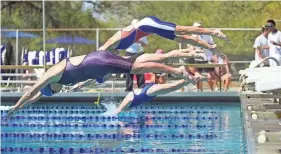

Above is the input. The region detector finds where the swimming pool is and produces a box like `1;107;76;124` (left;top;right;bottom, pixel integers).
1;102;247;153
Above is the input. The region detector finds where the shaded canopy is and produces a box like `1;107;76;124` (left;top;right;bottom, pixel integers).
1;28;39;38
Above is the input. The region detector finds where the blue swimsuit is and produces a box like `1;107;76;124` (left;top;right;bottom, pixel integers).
129;83;156;108
41;51;140;96
116;16;176;49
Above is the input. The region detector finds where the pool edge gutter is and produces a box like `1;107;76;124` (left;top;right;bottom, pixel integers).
1;92;240;104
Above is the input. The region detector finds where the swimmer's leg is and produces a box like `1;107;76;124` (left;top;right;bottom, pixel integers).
175;26;228;40
131;63;191;81
174;35;217;50
147;79;190;96
140;16;228;40
134;48;203;63
116;92;134;114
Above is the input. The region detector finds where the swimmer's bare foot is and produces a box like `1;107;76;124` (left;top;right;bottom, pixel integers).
213;29;229;41
191;49;206;60
167;49;204;60
178;66;196;83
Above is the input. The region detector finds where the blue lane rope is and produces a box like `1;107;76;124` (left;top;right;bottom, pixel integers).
1;110;217;114
1;106;223;110
1;132;218;140
1;123;215;129
1;147;222;153
2;115;219;121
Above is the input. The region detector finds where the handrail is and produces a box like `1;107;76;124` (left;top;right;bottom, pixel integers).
1;65;52;70
0;80;37;84
229;61;251;64
252;57;280;68
0;73;37;77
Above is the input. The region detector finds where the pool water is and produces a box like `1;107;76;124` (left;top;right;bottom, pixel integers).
1;102;247;153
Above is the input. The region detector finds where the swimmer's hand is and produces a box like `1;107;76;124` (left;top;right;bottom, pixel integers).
68;84;81;92
6;108;16;121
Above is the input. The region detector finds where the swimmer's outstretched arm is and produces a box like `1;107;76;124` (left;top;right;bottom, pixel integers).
116;92;134;114
174;35;217;50
6;76;51;119
69;74;111;92
147;79;190;96
116;79;195;114
17;92;42;110
134;48;204;64
68;79;96;92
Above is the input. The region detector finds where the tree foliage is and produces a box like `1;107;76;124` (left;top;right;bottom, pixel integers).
1;1;281;60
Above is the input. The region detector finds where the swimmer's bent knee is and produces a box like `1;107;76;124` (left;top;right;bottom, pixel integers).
131;63;145;74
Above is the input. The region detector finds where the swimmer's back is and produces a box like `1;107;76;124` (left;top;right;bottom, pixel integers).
129;83;156;108
58;51;133;85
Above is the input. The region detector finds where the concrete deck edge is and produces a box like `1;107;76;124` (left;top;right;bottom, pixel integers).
1;92;240;104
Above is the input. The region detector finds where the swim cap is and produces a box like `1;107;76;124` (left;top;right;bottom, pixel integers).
156;49;164;54
193;22;202;27
40;84;54;96
96;78;104;83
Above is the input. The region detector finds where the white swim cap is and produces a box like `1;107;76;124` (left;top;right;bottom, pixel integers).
131;19;139;25
193;22;202;27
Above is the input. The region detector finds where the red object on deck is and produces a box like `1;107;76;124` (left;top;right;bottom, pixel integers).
133;73;153;82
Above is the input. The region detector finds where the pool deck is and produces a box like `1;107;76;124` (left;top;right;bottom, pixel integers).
240;92;281;154
1;92;240;104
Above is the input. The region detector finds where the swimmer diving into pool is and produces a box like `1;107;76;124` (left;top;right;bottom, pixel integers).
6;49;203;119
115;79;194;114
99;16;229;52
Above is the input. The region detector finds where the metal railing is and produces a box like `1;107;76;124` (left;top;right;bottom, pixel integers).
1;27;258;71
0;61;251;92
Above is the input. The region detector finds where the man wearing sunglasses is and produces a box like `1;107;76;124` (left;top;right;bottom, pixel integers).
266;19;281;67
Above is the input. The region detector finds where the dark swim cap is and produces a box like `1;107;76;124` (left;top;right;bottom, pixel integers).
40;84;54;96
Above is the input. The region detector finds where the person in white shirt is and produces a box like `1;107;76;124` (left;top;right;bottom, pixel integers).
191;22;218;91
266;19;281;67
125;19;149;92
253;26;270;64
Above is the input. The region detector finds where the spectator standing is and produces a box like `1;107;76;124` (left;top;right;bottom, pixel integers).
253;26;270;64
266;19;281;67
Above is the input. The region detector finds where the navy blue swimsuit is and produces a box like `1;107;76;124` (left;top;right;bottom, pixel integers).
116;16;176;49
129;83;156;108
